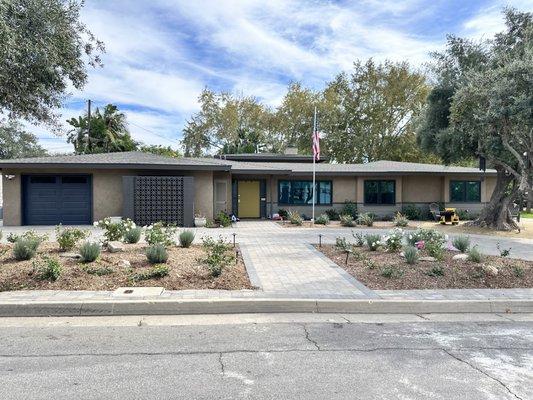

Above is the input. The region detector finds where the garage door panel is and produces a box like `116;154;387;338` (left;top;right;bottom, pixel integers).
24;175;92;225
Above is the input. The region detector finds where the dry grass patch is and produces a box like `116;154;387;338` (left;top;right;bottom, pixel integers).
0;242;253;292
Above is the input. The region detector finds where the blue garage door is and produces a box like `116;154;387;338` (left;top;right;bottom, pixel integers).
23;175;92;225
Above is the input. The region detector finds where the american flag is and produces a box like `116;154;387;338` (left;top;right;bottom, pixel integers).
312;130;320;161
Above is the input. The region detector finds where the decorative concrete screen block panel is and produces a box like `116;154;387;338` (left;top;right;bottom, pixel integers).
122;176;194;227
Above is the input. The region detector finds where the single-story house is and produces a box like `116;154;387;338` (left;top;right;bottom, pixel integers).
0;151;496;226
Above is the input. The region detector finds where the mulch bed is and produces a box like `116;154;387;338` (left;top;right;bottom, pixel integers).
317;244;533;290
0;243;254;292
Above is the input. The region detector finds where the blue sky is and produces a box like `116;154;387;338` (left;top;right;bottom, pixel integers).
34;0;533;153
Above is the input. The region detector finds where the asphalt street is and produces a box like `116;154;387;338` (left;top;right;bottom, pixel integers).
0;314;531;399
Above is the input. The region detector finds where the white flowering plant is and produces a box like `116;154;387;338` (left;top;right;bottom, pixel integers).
383;228;404;252
94;217;136;242
365;233;382;251
144;222;177;246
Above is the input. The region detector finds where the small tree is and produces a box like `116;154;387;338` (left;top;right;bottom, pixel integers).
0;119;47;159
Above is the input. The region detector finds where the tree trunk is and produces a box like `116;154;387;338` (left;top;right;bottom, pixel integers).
527;187;532;214
465;166;519;231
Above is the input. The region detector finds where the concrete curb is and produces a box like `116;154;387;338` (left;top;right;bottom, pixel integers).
0;298;531;317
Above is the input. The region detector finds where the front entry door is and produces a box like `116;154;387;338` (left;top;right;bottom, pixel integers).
238;181;260;218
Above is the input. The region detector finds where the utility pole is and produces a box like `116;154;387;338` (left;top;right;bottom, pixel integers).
86;99;91;152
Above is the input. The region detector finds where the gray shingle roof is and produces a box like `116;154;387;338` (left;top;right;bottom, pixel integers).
0;152;494;175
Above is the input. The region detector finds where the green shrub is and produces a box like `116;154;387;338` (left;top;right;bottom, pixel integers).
33;256;62;281
179;230;195;248
55;225;89;251
365;234;381;251
426;241;445;261
383;228;404;252
340;201;358;218
79;242;101;263
403;246;419;265
357;213;374;227
380;266;403;278
315;214;329;225
406;228;446;248
288;210;303;226
324;209;340;221
513;265;524;278
467;246;482;263
340;214;355;227
497;243;511;257
457;209;475;220
351;231;365;246
278;209;289;219
335;237;350;252
144;222;177;246
216;211;232;227
427;265;444;277
452;235;470;253
95;218;137;242
146;244;169;264
402;204;422;220
8;230;48;244
393;212;409;227
132;264;169;281
124;227;142;244
13;238;40;261
84;265;113;276
202;236;234;277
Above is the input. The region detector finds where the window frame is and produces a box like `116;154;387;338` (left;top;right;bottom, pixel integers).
449;180;481;203
277;180;333;206
363;180;396;205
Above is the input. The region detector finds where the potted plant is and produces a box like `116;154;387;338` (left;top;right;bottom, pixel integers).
194;212;207;227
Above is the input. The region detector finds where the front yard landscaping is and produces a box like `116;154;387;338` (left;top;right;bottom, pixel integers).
0;221;253;292
317;228;533;290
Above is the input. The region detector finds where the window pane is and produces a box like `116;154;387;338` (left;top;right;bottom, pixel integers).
466;181;480;202
450;181;465;202
291;181;313;204
30;176;55;184
364;181;379;204
380;181;395;204
62;176;87;184
279;181;290;204
318;182;332;204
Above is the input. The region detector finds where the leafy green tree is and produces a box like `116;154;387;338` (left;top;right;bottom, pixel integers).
182;89;272;156
418;9;532;230
139;145;182;158
0;0;104;126
0;119;47;159
67;104;138;154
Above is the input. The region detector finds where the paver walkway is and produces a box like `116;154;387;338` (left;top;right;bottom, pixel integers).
0;220;532;301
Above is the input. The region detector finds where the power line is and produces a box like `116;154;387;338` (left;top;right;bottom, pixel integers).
128;121;179;145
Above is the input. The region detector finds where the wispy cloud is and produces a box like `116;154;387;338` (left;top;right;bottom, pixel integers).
23;0;531;153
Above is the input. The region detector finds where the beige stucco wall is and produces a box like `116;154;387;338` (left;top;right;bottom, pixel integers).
193;171;214;218
2;172;21;226
402;175;443;203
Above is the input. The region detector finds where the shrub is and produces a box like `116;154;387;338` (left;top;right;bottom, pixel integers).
79;242;101;263
452;235;470;253
352;231;365;246
467;246;482;263
288;210;303;226
132;265;169;281
8;230;48;244
216;211;232;227
95;217;136;242
427;265;444;277
33;256;62;281
179;230;195;248
403;246;419;265
315;214;329;225
426;241;445;260
278;209;289;219
146;244;169;264
383;228;404;252
340;201;358;219
357;213;374;227
55;225;89;251
365;234;381;251
497;243;511;257
324;209;340;221
380;266;403;278
335;237;350;252
202;236;234;277
393;212;409;227
340;214;355;227
406;228;446;248
144;222;177;246
457;209;475;220
513;265;524;278
13;238;40;261
124;227;142;244
402;204;422;220
84;265;113;276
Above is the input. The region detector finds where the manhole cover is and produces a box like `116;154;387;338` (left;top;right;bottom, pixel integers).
113;287;165;297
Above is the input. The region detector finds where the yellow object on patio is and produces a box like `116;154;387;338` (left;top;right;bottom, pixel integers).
439;208;460;225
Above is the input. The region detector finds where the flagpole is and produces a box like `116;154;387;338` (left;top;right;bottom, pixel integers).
312;106;317;223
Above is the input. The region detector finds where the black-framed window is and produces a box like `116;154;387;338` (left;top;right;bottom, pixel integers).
450;181;481;202
364;180;396;205
278;180;332;205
